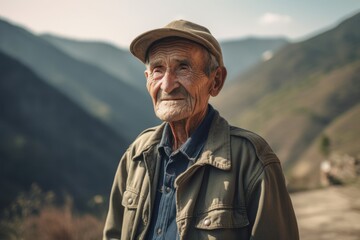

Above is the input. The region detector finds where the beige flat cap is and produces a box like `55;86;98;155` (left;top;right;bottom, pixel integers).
130;19;224;67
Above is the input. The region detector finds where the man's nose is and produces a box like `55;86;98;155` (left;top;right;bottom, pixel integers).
160;70;179;93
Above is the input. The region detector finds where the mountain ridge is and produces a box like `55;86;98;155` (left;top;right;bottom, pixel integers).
220;37;289;81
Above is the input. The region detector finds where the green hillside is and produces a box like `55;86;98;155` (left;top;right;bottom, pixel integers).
229;62;359;166
290;103;360;189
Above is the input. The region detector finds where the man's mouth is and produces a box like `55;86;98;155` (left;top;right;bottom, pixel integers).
161;98;184;101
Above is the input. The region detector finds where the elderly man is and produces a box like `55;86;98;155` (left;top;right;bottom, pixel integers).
103;20;299;240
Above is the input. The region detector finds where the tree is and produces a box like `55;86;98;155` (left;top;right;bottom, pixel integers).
320;134;331;157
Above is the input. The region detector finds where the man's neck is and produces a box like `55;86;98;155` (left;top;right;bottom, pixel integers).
168;108;208;150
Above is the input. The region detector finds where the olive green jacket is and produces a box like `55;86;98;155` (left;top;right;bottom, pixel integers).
103;111;299;240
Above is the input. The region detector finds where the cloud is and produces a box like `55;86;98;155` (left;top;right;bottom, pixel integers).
259;12;292;25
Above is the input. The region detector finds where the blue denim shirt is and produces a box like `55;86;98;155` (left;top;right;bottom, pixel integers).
146;105;215;240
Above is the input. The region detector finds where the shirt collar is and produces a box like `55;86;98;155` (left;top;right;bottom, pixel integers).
158;104;215;161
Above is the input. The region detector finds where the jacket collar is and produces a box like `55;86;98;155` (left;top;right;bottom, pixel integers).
132;110;231;171
131;122;165;161
195;110;231;170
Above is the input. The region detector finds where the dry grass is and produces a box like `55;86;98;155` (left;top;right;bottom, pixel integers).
21;206;103;240
0;184;104;240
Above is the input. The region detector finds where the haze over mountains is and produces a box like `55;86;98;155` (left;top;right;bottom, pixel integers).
0;11;359;212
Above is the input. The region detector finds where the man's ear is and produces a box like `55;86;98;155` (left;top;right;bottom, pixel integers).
144;70;149;80
210;67;227;97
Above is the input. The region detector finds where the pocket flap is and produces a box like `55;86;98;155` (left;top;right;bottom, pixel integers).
121;190;139;209
195;208;249;230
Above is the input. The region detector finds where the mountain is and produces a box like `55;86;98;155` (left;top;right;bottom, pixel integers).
220;37;288;81
212;11;360;190
40;34;146;92
0;50;127;212
0;18;159;141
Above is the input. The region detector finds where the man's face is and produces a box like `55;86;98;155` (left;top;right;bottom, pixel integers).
145;38;215;123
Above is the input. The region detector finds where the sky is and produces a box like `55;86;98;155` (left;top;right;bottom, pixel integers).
1;0;359;49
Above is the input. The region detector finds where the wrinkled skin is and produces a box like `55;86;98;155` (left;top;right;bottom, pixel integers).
145;38;226;149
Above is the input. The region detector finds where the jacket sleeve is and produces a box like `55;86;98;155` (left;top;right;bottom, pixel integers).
247;162;299;240
103;150;129;240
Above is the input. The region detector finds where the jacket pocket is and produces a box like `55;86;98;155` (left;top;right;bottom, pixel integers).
120;189;140;240
195;207;249;230
121;189;139;209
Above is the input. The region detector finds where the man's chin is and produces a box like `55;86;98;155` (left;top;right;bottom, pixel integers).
155;110;189;122
155;114;183;123
155;103;192;121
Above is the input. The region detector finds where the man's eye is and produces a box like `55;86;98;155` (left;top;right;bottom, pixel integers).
151;67;164;79
152;66;164;73
179;64;189;70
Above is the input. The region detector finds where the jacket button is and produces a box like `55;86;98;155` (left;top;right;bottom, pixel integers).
204;218;211;226
127;198;133;205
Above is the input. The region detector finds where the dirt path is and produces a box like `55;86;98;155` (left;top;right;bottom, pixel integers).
291;184;360;240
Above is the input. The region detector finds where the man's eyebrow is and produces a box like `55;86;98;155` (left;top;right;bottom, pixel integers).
175;59;191;65
149;59;163;68
166;57;193;67
149;58;191;68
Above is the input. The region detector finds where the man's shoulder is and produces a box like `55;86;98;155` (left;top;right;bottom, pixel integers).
136;125;161;138
128;124;164;151
229;126;268;148
211;111;276;163
229;125;279;165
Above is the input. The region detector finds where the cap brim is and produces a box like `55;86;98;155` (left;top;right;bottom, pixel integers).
130;28;218;64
